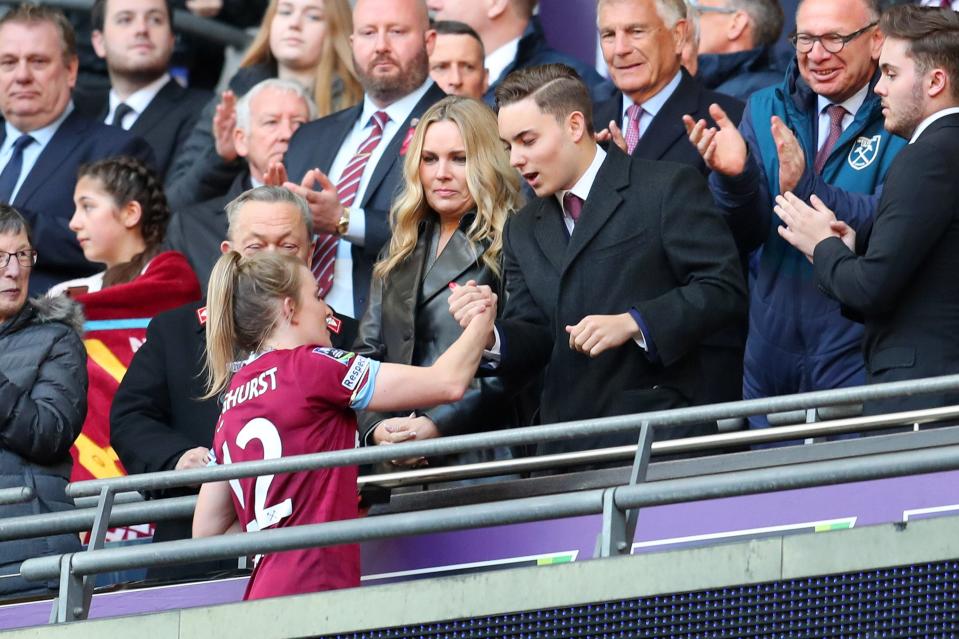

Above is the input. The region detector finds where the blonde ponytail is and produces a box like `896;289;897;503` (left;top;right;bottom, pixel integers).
204;251;244;399
203;251;305;399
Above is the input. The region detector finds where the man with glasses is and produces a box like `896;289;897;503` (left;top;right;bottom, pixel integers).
0;205;86;596
774;5;959;416
683;0;907;431
693;0;786;101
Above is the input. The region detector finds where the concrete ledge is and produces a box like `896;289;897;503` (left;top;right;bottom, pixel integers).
8;515;959;639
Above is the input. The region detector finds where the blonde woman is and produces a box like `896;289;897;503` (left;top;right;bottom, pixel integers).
193;251;494;599
354;96;524;467
167;0;362;208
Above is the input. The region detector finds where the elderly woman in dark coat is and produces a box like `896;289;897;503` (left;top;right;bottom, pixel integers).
0;206;86;597
354;96;522;468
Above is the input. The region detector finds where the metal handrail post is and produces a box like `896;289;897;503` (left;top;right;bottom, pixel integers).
597;421;653;557
49;486;116;623
54;554;82;624
803;407;818;445
80;487;116;620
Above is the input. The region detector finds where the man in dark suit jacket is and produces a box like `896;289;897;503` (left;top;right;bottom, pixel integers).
283;0;445;321
593;0;744;172
452;64;746;455
88;0;210;179
0;5;153;293
773;5;959;416
593;0;746;404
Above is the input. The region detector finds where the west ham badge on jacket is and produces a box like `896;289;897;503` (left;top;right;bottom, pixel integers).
848;135;881;170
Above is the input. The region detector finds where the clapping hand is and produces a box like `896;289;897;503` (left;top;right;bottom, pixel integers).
774;192;840;261
595;120;628;153
771;116;806;194
283;168;345;235
683;103;747;176
213;90;238;162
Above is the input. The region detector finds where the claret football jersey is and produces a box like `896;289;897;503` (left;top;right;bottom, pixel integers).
210;345;379;600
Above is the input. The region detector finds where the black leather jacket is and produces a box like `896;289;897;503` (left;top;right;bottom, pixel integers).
354;214;515;455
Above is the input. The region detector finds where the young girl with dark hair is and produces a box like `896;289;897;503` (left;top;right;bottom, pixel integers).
51;157;201;539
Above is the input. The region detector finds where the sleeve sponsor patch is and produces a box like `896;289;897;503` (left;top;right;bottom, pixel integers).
342;356;371;391
312;347;353;365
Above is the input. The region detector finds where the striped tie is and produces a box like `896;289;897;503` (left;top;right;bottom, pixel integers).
311;110;390;296
624;104;642;155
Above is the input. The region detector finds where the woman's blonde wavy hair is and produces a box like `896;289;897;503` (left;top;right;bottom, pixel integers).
374;96;522;281
239;0;362;116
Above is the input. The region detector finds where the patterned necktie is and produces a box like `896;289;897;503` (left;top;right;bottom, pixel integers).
563;192;584;224
110;102;134;129
624;103;643;154
814;104;847;175
0;134;35;203
311;110;389;296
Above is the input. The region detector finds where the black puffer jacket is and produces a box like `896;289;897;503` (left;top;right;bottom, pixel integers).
0;296;87;596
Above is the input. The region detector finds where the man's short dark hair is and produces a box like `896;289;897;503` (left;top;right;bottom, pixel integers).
495;63;595;135
881;4;959;99
0;205;32;248
733;0;784;48
433;20;486;56
91;0;176;33
0;3;77;61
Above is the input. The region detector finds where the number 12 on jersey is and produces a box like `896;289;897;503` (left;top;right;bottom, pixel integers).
221;417;293;532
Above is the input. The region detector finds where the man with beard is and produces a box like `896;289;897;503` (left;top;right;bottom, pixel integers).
283;0;445;321
773;5;959;416
90;0;210;178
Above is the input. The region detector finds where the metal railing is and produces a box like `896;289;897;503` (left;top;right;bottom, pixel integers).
64;373;959;499
0;404;950;545
10;373;959;623
0;487;33;507
20;441;959;623
0;0;253;49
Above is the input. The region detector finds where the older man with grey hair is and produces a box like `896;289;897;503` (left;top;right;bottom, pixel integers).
692;0;786;100
167;79;315;288
112;185;356;585
592;0;746;405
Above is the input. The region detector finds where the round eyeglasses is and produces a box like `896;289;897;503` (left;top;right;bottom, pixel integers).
790;21;878;54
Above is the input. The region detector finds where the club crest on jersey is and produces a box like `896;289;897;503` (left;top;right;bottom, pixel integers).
312;347;353;365
848;135;881;170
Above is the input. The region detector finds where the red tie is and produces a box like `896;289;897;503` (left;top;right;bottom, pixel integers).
814;104;847;175
624;104;642;154
563;192;584;224
311;110;389;296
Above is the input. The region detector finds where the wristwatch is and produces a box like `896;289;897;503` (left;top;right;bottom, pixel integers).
336;207;351;236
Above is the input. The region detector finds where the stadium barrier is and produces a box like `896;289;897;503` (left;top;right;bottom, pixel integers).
8;373;959;623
